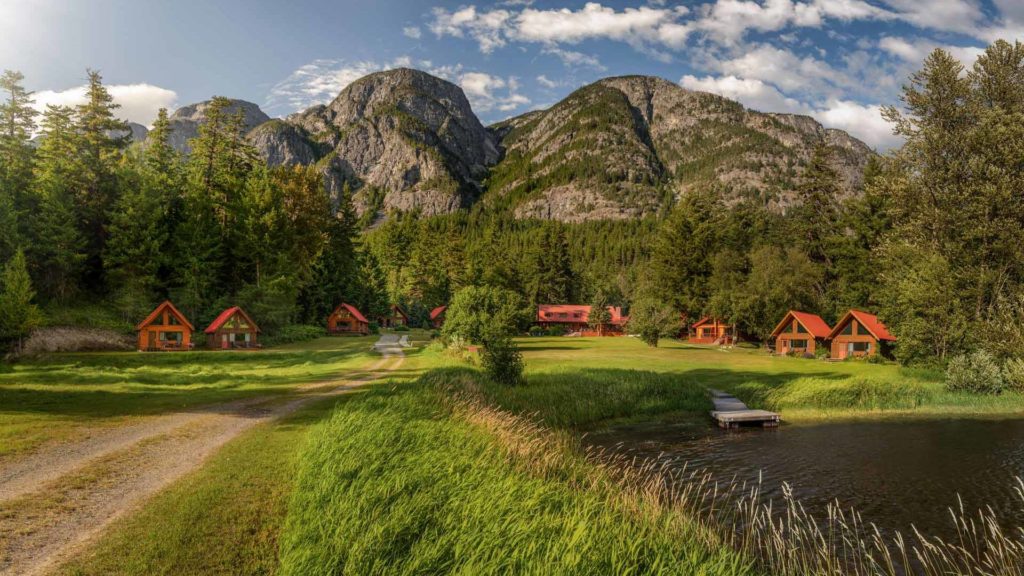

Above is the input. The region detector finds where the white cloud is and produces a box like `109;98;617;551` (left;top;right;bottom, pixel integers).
881;0;984;36
679;73;901;150
429;6;512;53
266;57;414;113
713;44;851;94
813;99;901;150
536;75;560;89
681;74;809;113
541;47;607;71
32;83;178;127
878;36;985;66
692;0;893;45
459;72;531;112
403;26;422;39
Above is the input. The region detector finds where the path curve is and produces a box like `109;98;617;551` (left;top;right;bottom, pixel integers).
0;337;405;576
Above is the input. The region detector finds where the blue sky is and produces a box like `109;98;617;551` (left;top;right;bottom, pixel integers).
3;0;1021;149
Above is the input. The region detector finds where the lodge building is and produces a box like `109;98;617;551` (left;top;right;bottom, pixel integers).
136;301;194;351
535;304;628;336
328;303;370;335
770;310;832;355
828;310;896;359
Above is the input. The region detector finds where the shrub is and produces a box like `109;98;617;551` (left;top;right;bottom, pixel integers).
545;326;566;337
262;324;324;347
393;324;410;332
1003;358;1024;392
368;322;380;334
528;325;545;337
480;336;525;387
945;351;1005;394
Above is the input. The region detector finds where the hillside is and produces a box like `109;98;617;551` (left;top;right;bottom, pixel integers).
486;76;873;221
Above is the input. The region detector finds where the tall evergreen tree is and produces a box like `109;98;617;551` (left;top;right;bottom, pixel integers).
0;250;41;352
0;70;36;260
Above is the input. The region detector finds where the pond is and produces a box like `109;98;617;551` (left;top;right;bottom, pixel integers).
585;417;1024;540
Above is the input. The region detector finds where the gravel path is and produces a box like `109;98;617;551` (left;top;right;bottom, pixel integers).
0;339;405;576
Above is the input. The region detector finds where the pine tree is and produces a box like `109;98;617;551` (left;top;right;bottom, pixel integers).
0;249;42;352
0;70;36;261
29;106;87;302
790;143;840;267
76;69;128;288
587;292;611;335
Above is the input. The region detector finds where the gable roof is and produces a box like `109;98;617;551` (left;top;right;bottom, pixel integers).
691;316;729;329
537;304;628;325
770;310;832;339
204;306;260;334
331;302;368;324
827;310;896;341
136;300;194;331
390;304;409;319
429;305;447;320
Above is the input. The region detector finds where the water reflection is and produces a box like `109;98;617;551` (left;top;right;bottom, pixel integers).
585;418;1024;538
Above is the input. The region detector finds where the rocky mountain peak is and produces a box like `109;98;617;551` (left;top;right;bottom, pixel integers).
162;98;270;155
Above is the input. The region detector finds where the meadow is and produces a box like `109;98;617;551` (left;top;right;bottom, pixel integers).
6;335;1024;575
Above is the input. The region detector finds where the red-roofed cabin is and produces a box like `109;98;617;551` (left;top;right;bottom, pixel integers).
378;304;409;329
328;303;369;335
430;306;447;329
536;304;628;336
204;306;260;350
689;317;734;345
828;310;896;359
136;301;194;352
770;310;832;355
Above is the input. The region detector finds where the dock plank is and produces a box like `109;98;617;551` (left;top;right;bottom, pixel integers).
707;389;780;428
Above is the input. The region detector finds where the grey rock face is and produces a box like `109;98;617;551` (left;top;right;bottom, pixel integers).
489;75;875;222
163;99;270;155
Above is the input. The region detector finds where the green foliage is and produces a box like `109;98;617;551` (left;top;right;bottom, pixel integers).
442;285;526;344
480;335;525;386
260;324;325;347
0;250;42;349
945;351;1005;394
627;297;679;347
1002;358;1024;392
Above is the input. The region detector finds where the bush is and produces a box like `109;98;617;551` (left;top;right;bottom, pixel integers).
393;324;410;332
262;324;324;347
1003;358;1024;392
481;336;525;387
528;326;545;337
368;322;380;334
945;351;1005;394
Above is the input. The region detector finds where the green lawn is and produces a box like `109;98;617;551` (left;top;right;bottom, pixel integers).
0;336;378;459
17;334;1024;575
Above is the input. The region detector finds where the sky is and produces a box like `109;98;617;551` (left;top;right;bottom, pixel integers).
1;0;1021;151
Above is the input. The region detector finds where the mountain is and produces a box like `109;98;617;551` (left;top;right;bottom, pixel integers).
485;76;873;222
257;68;500;217
172;70;873;223
163;98;270;155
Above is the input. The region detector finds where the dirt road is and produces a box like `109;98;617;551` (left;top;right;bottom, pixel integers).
0;338;405;576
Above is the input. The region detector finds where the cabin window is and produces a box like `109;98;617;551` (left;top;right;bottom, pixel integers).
159;332;182;343
167;314;180;326
796;322;808;334
857;323;873;336
851;341;871;353
790;339;808;349
841;322;853;335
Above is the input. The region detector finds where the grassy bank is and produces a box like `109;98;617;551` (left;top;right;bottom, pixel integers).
0;336;376;459
516;337;1024;424
278;368;752;575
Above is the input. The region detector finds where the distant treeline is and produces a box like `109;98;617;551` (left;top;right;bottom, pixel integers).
4;41;1024;366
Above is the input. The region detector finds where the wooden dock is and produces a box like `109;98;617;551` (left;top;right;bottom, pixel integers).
708;389;780;428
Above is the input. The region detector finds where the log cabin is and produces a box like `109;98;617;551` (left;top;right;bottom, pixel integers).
136;301;194;351
328;303;370;335
429;305;447;329
377;304;409;329
204;306;260;349
827;310;896;359
535;304;628;336
689;317;734;345
770;310;832;355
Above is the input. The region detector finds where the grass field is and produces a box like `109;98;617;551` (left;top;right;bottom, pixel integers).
8;334;1024;575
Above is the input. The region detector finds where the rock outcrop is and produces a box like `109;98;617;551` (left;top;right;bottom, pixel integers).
163;99;270;155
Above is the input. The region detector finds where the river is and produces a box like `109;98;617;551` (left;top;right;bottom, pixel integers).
585;417;1024;540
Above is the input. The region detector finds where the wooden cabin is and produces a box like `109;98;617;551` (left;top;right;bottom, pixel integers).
827;310;896;359
328;303;369;335
689;317;734;345
204;306;260;349
430;305;447;329
770;310;832;355
136;301;194;351
536;304;628;336
377;304;409;329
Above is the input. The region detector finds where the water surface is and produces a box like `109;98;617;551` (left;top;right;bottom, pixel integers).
585;418;1024;538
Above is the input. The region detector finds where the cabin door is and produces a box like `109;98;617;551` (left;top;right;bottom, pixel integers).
222;334;229;349
147;331;156;350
